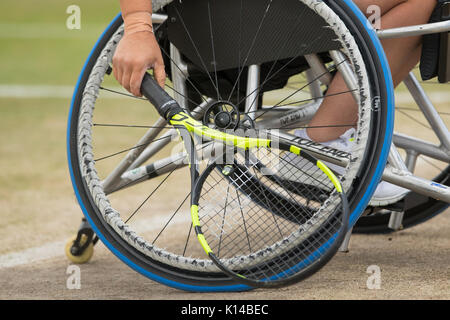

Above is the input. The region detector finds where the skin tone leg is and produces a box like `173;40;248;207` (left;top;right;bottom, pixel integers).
306;0;437;142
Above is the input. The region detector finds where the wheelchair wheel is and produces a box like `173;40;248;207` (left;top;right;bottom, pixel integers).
354;72;450;234
67;0;394;291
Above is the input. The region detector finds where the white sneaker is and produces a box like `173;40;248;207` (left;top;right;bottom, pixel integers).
278;128;355;191
293;128;355;175
369;181;409;206
289;129;408;206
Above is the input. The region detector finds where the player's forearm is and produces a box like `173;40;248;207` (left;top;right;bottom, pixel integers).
120;0;153;35
114;0;166;94
120;0;152;19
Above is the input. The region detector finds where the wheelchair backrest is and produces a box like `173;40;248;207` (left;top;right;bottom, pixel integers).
166;0;341;72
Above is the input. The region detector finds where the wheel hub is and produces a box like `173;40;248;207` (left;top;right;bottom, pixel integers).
203;100;240;130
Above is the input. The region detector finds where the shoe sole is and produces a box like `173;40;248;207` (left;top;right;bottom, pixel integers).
368;191;409;207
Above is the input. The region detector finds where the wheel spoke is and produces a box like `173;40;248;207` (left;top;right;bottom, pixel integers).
158;44;208;106
226;0;273;101
207;1;220;101
93;123;172;129
396;108;432;130
396;106;450;116
125;170;176;224
182;222;194;256
236;188;252;253
216;184;230;257
152;192;191;245
94;135;172;162
99;86;147;100
173;7;222;100
233;4;311;108
251;59;349;122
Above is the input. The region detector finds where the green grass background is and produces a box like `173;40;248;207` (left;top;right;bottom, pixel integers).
0;0;120;85
0;1;121;253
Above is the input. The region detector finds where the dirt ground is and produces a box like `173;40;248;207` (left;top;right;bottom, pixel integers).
1;208;448;300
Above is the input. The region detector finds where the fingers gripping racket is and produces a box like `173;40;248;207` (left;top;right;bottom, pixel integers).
141;73;349;288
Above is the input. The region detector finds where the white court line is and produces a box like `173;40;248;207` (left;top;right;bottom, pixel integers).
0;240;69;269
0;214;191;269
0;85;75;98
0;84;129;99
0;23;105;39
396;91;450;105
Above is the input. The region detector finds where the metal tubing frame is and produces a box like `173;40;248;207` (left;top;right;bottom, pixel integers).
245;64;261;121
403;73;450;150
381;72;450;202
377;20;450;40
375;22;450;203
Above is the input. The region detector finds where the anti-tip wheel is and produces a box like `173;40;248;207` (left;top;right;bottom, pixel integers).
65;235;94;264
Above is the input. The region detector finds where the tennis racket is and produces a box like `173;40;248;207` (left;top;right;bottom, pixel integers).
141;73;349;288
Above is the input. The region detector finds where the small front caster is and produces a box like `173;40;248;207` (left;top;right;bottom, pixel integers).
65;218;96;264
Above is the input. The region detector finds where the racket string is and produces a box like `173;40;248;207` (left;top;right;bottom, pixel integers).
198;147;341;267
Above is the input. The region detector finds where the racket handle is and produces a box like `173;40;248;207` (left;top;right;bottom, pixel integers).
140;73;182;120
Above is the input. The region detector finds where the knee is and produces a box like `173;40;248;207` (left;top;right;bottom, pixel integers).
407;0;437;10
406;0;438;18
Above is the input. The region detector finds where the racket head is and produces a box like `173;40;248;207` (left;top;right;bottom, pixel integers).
190;138;349;288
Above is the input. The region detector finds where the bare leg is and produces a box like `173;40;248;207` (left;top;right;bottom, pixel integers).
306;0;437;142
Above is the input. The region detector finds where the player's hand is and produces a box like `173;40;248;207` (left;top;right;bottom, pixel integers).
112;31;165;96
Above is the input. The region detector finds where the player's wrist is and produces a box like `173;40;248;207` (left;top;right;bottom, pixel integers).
123;11;153;36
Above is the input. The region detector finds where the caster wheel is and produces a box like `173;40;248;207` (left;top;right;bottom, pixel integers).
65;235;94;264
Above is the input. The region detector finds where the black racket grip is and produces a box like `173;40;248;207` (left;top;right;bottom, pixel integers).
140;73;182;120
